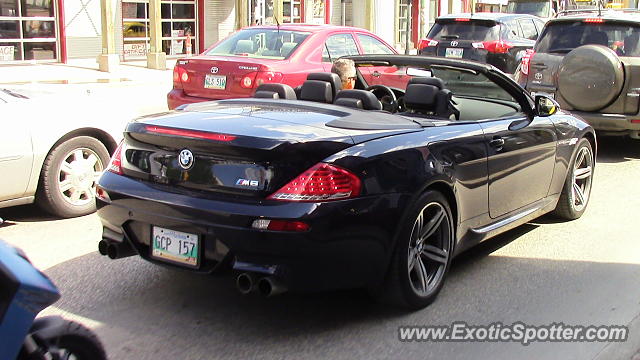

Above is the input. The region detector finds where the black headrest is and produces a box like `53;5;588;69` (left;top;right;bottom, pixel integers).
254;91;279;99
404;84;439;111
307;72;342;99
300;80;333;103
334;97;363;109
254;83;297;100
408;76;445;89
334;89;383;111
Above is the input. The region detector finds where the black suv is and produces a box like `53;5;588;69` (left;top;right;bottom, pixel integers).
419;13;546;73
519;11;640;139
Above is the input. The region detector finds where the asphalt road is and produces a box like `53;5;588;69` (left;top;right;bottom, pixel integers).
1;136;639;360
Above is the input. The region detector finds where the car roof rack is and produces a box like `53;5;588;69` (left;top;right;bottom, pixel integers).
556;7;640;17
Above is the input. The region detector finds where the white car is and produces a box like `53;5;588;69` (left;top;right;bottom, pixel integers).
0;88;127;218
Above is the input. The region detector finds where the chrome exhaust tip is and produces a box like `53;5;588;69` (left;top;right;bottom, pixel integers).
236;273;258;295
257;276;287;297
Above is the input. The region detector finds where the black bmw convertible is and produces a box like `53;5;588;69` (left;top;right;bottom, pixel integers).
96;55;596;309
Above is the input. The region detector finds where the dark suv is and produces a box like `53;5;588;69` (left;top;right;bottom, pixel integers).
519;11;640;139
419;13;546;73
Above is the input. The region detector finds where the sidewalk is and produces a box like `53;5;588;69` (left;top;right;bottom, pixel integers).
0;59;178;117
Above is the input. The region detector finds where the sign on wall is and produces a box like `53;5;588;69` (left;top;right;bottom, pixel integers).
0;46;15;61
123;43;148;56
171;29;184;55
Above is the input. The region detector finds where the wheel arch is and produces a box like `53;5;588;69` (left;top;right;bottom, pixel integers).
582;130;597;161
47;128;119;157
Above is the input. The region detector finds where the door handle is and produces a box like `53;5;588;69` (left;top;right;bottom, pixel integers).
489;137;505;147
372;71;381;77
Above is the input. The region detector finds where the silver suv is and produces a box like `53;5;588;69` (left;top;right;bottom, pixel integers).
518;11;640;139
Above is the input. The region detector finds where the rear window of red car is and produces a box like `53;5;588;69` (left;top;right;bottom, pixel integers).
206;28;311;59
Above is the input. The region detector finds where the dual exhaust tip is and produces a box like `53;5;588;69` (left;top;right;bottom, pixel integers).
98;239;136;260
236;272;287;297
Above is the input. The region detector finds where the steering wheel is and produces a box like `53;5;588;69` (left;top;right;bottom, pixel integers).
365;85;398;113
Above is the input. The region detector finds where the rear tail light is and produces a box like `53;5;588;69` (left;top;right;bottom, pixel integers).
240;71;284;89
584;18;604;23
417;38;439;50
172;65;189;89
520;49;535;76
631;119;640;123
144;125;237;142
107;141;124;175
455;18;471;21
268;163;361;202
251;219;310;232
481;40;513;54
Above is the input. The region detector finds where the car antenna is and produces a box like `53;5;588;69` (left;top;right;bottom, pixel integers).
598;0;602;16
275;13;280;33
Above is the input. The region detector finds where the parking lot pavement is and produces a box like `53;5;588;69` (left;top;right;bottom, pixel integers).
0;136;639;360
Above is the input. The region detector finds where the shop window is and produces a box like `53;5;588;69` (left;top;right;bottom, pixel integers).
20;0;53;17
0;0;56;62
312;0;326;24
283;0;302;23
396;0;410;45
122;0;197;59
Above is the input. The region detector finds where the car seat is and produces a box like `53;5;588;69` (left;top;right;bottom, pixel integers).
334;89;383;110
299;80;333;103
234;39;255;54
254;83;297;99
406;77;459;119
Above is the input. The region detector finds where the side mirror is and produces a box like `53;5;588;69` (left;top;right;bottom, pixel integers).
535;95;559;117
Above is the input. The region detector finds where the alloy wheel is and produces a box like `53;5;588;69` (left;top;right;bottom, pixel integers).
57;148;104;207
571;146;593;212
407;202;452;297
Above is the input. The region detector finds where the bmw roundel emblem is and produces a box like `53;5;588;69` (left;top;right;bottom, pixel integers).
178;149;194;170
211;66;219;74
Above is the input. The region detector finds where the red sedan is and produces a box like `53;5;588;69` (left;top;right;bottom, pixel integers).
168;24;399;109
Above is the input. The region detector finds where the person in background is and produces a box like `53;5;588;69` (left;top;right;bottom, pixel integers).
331;58;357;90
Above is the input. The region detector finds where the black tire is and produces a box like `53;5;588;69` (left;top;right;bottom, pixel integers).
28;319;107;360
553;138;594;220
375;190;455;309
36;136;110;218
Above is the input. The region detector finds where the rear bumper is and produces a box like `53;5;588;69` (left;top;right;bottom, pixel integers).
97;172;406;292
569;111;640;135
167;88;212;110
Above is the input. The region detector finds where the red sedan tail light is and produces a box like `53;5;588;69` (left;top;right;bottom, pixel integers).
240;71;284;89
107;141;124;175
268;163;361;202
173;65;189;89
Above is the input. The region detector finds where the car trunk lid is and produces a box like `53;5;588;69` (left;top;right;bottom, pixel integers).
176;56;283;100
120;100;419;199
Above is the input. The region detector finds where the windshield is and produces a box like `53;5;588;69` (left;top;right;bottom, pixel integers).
427;21;500;41
507;0;551;17
536;21;640;56
206;28;311;59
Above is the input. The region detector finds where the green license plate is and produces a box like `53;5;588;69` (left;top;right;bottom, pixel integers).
204;74;227;90
151;226;199;267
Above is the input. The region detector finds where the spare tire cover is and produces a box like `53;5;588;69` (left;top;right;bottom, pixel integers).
557;45;624;112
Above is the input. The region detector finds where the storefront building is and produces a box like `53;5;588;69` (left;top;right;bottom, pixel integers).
0;0;465;65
